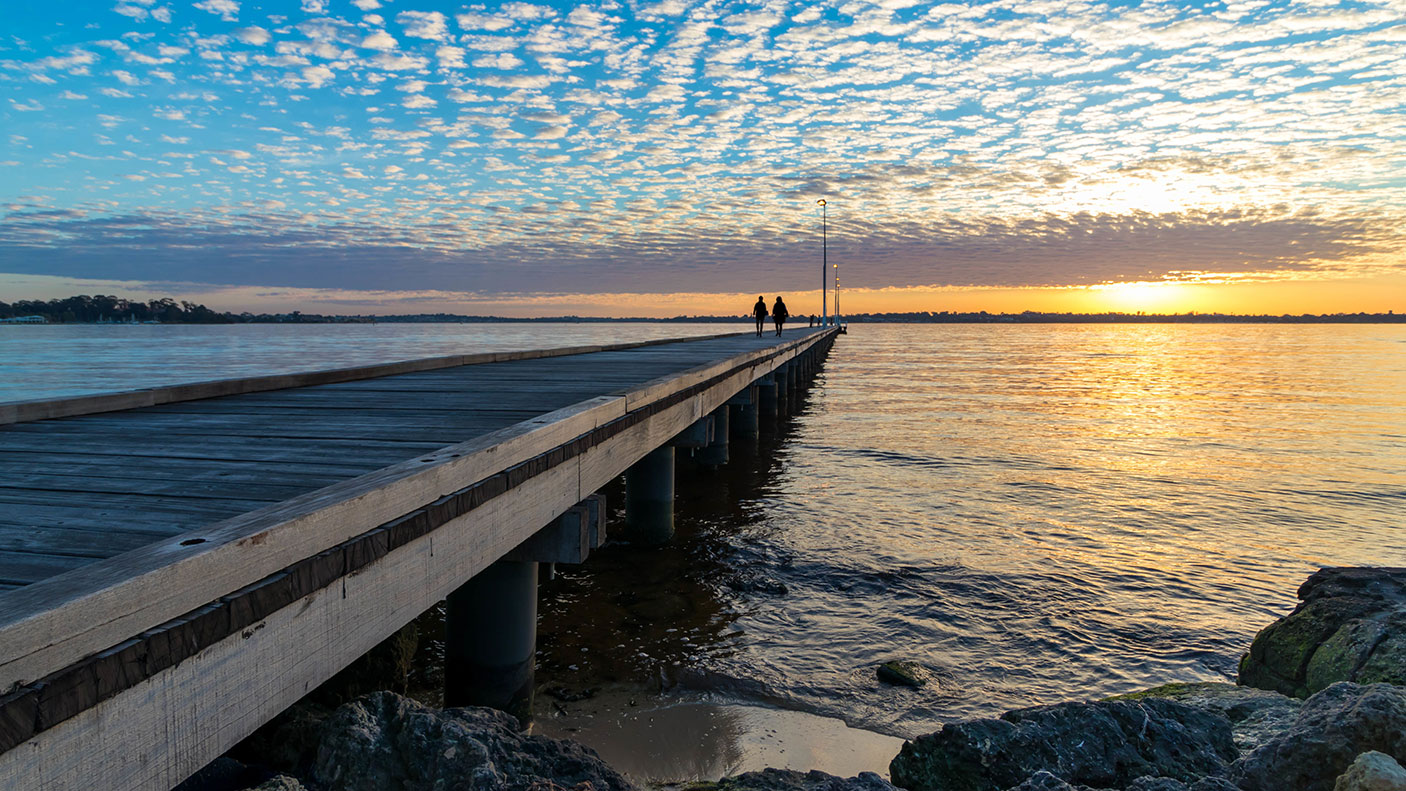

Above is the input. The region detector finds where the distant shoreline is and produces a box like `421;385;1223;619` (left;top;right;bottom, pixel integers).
2;295;1401;325
3;314;1403;325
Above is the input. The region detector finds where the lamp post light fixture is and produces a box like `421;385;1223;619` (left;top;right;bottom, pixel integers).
817;199;827;325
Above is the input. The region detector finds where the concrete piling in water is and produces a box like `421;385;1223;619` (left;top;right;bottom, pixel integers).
728;385;760;451
758;373;778;419
444;558;539;723
774;367;789;416
625;445;675;545
697;405;730;467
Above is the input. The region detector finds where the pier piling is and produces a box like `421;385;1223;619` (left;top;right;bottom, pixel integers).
625;445;675;545
697;406;730;467
728;385;760;450
444;559;539;723
758;374;779;420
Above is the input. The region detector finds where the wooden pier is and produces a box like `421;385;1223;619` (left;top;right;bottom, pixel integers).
0;326;837;790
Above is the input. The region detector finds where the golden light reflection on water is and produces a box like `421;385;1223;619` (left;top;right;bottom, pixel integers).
526;324;1405;747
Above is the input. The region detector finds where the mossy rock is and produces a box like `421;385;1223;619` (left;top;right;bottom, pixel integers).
1242;597;1379;697
1355;625;1406;687
1306;619;1387;695
1103;682;1208;702
877;660;930;688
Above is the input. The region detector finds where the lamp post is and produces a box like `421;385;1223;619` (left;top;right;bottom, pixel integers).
817;199;827;325
834;262;839;324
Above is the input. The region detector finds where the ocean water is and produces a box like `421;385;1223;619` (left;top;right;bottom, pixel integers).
530;322;1406;745
6;322;1404;753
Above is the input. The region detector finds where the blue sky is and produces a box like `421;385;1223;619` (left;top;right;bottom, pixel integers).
2;0;1404;313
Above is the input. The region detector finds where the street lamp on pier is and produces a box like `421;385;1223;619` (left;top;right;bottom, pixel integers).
834;262;839;324
817;199;827;325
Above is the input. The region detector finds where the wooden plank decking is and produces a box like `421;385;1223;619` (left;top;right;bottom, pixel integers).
0;325;836;791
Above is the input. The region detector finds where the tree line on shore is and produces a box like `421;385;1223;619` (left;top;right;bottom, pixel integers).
0;295;231;324
1;295;1400;324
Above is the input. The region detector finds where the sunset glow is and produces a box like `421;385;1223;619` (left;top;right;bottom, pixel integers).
3;0;1405;314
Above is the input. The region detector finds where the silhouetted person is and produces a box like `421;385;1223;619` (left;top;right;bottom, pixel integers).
752;296;768;337
808;314;815;327
772;296;789;336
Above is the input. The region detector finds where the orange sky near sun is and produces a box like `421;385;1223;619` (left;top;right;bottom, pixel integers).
5;271;1403;318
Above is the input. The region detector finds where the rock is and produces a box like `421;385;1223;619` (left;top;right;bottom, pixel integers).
1233;682;1406;791
245;777;308;791
876;661;928;688
889;697;1237;791
1334;751;1406;791
312;691;634;791
1004;771;1085;790
1239;567;1406;698
1104;682;1301;754
1125;779;1189;791
699;767;899;791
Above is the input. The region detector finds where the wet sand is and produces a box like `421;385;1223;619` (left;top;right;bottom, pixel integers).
534;687;903;784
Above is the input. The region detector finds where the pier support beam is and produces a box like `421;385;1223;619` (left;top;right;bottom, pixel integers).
625;445;674;545
696;406;729;467
444;559;538;723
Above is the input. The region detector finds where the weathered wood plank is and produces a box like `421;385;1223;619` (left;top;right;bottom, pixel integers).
0;435;447;465
0;475;314;501
0;455;371;484
0;526;164;558
0;552;93;587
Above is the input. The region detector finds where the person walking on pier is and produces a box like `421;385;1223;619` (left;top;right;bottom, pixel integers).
772;296;789;336
752;296;768;337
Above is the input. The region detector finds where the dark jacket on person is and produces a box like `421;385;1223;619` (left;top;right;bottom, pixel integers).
772;299;789;322
753;299;768;319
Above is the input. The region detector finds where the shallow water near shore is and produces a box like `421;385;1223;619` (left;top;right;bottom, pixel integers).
10;322;1405;780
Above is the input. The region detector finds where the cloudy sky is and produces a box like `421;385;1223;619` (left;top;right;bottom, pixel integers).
2;0;1404;315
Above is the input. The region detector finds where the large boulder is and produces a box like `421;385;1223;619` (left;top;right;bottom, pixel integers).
1239;568;1406;698
888;697;1237;791
1000;771;1240;791
1103;682;1301;754
1333;751;1406;791
246;778;308;791
312;691;634;791
697;768;899;791
1233;682;1406;791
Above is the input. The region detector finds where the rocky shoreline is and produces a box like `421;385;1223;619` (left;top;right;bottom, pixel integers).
187;567;1405;791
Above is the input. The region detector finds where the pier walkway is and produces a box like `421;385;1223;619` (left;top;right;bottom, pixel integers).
0;325;837;790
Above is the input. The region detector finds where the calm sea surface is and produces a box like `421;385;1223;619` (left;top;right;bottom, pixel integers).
5;322;1404;744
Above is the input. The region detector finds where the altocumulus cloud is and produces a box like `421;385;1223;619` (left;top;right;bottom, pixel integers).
0;0;1403;297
